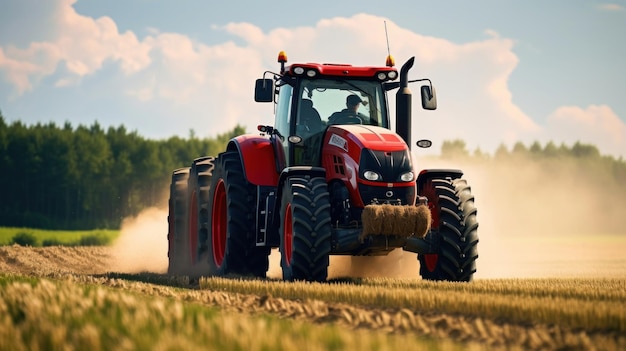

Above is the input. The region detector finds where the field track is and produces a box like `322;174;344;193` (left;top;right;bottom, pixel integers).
1;245;625;350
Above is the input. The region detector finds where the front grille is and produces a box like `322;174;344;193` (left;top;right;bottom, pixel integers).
358;184;415;206
359;149;412;182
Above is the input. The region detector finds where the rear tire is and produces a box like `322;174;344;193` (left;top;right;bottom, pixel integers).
184;156;214;277
167;167;190;275
418;178;479;281
206;151;270;277
279;176;332;281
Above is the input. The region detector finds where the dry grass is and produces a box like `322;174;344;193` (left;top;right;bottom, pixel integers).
0;275;467;351
0;245;624;350
200;276;626;333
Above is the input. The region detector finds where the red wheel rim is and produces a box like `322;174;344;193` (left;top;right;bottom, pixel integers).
188;190;198;263
283;203;293;266
212;179;227;267
424;254;439;272
422;181;439;229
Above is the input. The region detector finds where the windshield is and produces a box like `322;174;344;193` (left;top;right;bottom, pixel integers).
297;78;388;128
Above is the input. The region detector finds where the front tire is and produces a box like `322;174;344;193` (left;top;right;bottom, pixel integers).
206;151;270;277
279;176;332;281
418;178;479;281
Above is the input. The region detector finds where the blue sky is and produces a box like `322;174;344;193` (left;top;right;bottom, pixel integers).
1;0;625;157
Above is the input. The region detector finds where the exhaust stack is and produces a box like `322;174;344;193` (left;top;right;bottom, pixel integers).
396;57;414;149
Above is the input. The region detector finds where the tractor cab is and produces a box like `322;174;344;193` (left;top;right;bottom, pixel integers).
255;51;400;167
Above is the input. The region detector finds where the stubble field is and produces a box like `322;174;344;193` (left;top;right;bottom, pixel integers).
0;243;624;351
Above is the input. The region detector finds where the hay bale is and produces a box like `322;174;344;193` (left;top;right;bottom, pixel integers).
380;204;396;234
361;205;383;238
393;206;413;236
410;205;431;238
361;204;432;239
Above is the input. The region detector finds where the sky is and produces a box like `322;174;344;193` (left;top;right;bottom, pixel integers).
1;0;625;158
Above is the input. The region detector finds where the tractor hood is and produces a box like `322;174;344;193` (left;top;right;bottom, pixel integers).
323;125;409;153
321;124;416;207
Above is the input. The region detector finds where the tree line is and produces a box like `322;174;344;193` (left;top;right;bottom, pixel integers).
438;138;626;199
0;112;243;229
1;110;624;230
437;139;626;234
439;138;626;184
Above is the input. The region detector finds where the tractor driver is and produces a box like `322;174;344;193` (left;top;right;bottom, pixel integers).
328;94;366;125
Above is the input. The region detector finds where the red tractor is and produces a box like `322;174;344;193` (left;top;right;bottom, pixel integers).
167;52;479;282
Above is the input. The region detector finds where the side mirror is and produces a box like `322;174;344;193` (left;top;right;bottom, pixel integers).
420;85;437;110
416;139;432;148
255;79;274;102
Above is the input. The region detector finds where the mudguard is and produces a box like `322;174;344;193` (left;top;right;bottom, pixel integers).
415;169;464;232
269;166;327;237
227;135;280;186
276;166;327;203
416;169;463;193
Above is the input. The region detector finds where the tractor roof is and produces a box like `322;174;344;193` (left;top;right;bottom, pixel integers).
277;51;398;82
285;63;397;79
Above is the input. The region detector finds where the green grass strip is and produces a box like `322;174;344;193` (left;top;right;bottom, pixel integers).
0;227;119;246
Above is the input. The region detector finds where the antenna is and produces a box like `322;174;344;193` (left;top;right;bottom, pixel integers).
384;21;391;57
384;21;395;67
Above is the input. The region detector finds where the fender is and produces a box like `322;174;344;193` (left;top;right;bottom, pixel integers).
276;166;327;202
227;135;280;186
267;166;327;237
416;169;463;193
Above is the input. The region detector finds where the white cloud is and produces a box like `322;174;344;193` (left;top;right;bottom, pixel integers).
0;0;150;93
216;14;540;150
219;22;266;46
598;3;625;11
54;76;80;87
0;43;60;94
544;105;625;157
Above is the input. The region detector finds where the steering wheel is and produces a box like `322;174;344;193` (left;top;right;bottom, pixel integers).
331;114;363;125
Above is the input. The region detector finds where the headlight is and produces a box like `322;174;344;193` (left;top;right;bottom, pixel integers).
293;67;304;75
399;171;414;182
306;69;317;77
363;170;381;181
288;135;302;144
387;71;398;80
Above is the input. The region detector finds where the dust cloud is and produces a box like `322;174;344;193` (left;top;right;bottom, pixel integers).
267;249;282;279
459;156;626;279
109;207;169;273
330;154;626;280
109;154;626;279
268;247;420;280
328;251;420;279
